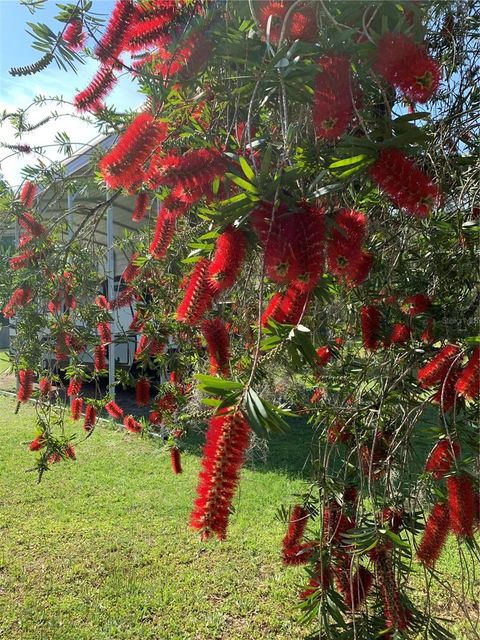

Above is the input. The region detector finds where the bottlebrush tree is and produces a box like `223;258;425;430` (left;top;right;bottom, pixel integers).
1;1;479;638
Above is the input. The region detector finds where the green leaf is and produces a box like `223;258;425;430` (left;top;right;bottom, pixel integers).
225;172;258;195
238;156;255;182
329;154;367;169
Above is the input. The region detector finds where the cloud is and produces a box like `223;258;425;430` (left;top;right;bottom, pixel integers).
0;60;140;188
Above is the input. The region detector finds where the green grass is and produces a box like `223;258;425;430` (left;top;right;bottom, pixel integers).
0;395;477;640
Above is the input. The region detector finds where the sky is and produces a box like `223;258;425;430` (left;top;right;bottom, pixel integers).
0;0;139;189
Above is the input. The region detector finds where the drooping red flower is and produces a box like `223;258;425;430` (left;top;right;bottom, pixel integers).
105;400;124;419
310;386;325;403
99;113;168;190
374;548;410;631
132;192;149;222
417;502;450;567
109;287;135;310
417;344;460;388
430;364;461;412
123;414;142;433
370;148;441;218
74;65;117;112
2;287;32;318
327;209;370;284
38;377;52;398
29;435;46;452
208;226;247;294
342;565;374;610
95;295;110;310
455;346;480;400
261;284;309;327
19;212;45;237
94;345;107;372
286;4;317;42
390;322;411;345
281;505;313;566
135;334;165;359
447;474;475;538
17;369;34;403
373;32;440;103
70;396;83;421
94;0;135;62
190;410;251;540
64;444;77;460
122;253;141;283
10;251;35;271
176;258;214;325
401;293;431;316
67;376;82;397
201;317;230;377
425;439;460;479
135;377;151;406
83;404;97;432
322;500;354;544
97;321;112;345
327;419;351;444
170;447;182;474
316;346;332;367
123;5;176;52
361;305;381;351
299;560;332;600
257;1;317;45
313;55;355;140
63;19;86;50
19;181;37;208
149;210;176;259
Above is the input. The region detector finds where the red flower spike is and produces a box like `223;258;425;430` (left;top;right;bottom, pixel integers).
122;253;141;283
99;113;168;190
417;502;450;567
425;439;460;480
70;396;83;421
135;377;151;406
281;505;313;566
176;258;214;325
2;287;32;318
390;323;411;345
38;377;52;397
417;344;460;388
97;321;112;345
343;565;374;610
373;32;440;103
347;250;373;286
431;364;461;412
83;404;97;432
374;548;410;632
208;226;247;294
94;345;107;372
361;305;381;351
109;287;135;310
17;369;34;403
258;1;317;45
132;192;149;222
95;295;110;310
310;387;325;403
105;400;124;419
201;318;230;377
322;501;354;543
261;284;309;327
170;447;182;475
401;293;431;316
67;377;82;397
447;474;475;538
316;346;332;367
149;210;175;260
300;561;332;600
64;19;86;50
29;436;46;452
74;65;117;112
313;55;355;140
370;148;441;218
123;414;142;433
455;346;480;400
327;419;351;444
94;0;135;62
64;444;76;460
19;212;45;237
10;251;35;271
190;411;251;540
19;181;37;209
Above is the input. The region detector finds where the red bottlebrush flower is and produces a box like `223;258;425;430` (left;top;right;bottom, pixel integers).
19;212;45;237
382;508;404;534
132;192;149;222
123;414;142;433
447;474;475;538
94;0;135;62
38;377;52;397
281;505;312;566
63;19;85;50
99;113;168;190
373;32;440;103
322;501;354;544
208;226;247;294
74;65;117;112
343;486;358;504
375;548;409;631
310;386;325;404
135;334;165;359
425;438;460;480
49;452;63;464
286;4;317;42
455;346;480;400
170;447;182;475
313;55;355;140
149;210;176;259
261;284;309;327
316;346;332;367
17;369;34;403
417;502;450;567
417;344;460;388
19;181;37;208
105;400;124;419
135;377;151;406
176;258;214;325
97;321;112;345
300;561;332;599
361;305;381;351
257;1;289;45
370;148;441;218
94;345;107;372
257;1;317;45
67;377;82;397
327;419;351;444
342;565;374;610
347;250;373;286
282;542;315;566
327;209;368;284
360;433;391;480
431;364;461;412
149;409;162;425
64;444;76;460
10;251;35;271
70;396;83;421
201;317;230;377
401;293;431;316
122;253;141;283
190;410;251;540
95;294;110;310
109;287;135;310
84;404;97;432
390;322;411;345
124;5;176;52
157;148;227;200
29;435;46;451
2;287;32;318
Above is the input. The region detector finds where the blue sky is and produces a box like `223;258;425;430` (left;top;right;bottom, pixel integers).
0;0;139;188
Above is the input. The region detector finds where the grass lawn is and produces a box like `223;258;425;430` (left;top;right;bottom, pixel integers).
0;395;477;640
